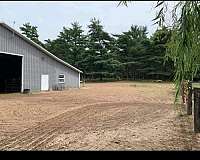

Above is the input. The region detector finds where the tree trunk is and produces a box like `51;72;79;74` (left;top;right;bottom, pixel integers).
181;80;186;104
126;66;129;80
186;81;192;115
100;75;103;81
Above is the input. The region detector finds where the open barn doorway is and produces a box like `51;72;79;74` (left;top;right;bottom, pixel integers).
0;53;23;93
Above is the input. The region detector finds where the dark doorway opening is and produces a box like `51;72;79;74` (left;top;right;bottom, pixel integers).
0;53;22;93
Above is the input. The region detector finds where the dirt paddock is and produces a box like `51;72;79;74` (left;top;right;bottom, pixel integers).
0;81;200;150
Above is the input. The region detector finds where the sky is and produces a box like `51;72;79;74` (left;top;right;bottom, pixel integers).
0;1;171;42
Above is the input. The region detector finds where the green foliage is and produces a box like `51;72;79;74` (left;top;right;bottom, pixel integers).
114;25;172;80
85;18;121;79
149;27;174;79
20;22;44;47
120;1;200;102
45;22;87;69
114;25;149;79
153;1;200;101
21;16;173;82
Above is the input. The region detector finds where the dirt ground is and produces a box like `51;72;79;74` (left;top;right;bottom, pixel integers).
0;81;200;150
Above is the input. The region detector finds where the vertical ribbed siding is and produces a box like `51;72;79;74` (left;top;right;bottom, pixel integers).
0;25;80;91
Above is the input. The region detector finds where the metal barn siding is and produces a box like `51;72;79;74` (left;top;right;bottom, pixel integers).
0;24;80;91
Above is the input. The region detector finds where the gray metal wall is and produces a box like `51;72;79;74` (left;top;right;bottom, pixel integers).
0;25;80;91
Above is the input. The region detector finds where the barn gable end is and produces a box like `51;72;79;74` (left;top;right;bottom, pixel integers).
0;22;81;92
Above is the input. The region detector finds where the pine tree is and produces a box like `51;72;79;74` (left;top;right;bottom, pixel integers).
86;18;120;80
20;22;44;47
114;25;149;80
45;22;87;69
145;27;173;80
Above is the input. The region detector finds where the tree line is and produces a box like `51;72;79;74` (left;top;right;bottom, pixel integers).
19;18;174;81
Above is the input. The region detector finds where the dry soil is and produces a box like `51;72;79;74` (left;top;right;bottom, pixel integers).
0;82;199;150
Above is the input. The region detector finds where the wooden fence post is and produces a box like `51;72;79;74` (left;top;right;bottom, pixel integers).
193;88;200;133
186;81;192;115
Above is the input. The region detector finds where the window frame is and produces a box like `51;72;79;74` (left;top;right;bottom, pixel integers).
58;74;65;84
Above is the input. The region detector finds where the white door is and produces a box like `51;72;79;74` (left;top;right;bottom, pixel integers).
41;75;49;91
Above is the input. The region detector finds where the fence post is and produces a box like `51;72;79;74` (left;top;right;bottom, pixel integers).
193;88;200;133
186;81;192;115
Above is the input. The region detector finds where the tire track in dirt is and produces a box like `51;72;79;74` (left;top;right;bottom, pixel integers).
28;103;135;150
0;102;133;150
0;101;171;150
0;82;176;150
40;103;172;150
0;102;111;147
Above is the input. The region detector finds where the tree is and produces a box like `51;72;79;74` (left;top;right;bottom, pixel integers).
119;1;200;101
85;18;120;80
44;38;67;61
68;22;87;68
153;1;200;100
146;27;173;80
45;22;87;69
20;22;44;47
114;25;151;80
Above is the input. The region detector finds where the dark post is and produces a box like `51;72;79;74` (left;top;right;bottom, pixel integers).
187;81;192;115
180;80;186;104
193;88;200;133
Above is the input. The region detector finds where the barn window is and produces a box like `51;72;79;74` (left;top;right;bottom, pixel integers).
58;74;65;83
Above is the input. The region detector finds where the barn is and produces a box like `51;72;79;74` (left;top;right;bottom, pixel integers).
0;22;82;93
